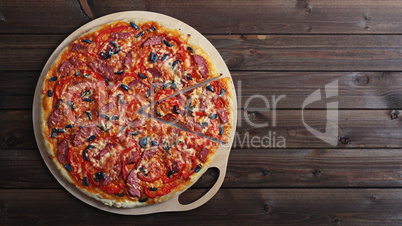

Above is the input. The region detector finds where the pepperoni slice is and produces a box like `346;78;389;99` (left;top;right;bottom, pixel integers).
73;126;100;146
217;109;229;124
126;148;141;164
197;147;210;163
47;107;75;128
127;169;141;198
147;68;162;78
111;32;131;39
71;43;86;53
47;109;61;127
143;35;163;46
57;140;69;165
193;55;209;78
88;59;115;80
124;51;134;68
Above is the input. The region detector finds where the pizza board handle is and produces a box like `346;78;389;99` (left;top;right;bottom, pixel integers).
160;152;228;212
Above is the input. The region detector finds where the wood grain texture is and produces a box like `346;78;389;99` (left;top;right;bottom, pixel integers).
2;148;402;189
2;109;402;149
3;0;402;34
4;35;402;71
1;188;402;225
3;71;402;110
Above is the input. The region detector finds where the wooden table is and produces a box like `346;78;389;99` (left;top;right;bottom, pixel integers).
2;0;402;224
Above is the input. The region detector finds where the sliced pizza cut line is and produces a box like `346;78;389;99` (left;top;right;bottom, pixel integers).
139;77;232;143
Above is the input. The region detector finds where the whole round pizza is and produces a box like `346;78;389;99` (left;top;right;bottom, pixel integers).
38;17;234;208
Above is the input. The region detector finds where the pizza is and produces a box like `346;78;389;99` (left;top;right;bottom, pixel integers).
40;19;233;208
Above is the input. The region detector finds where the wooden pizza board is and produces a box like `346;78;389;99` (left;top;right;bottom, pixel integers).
32;11;237;215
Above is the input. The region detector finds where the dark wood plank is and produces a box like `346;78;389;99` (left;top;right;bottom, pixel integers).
1;188;402;225
3;71;402;110
4;35;402;71
3;148;402;189
1;109;402;149
4;0;402;34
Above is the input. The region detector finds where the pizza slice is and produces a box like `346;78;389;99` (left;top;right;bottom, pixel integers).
146;77;232;142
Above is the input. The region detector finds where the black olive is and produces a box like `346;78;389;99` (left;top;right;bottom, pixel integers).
163;40;173;47
135;31;144;38
138;72;147;79
200;122;209;127
51;128;57;138
167;170;175;178
150;141;158;146
88;135;96;142
110;116;119;120
206;84;214;92
195;164;202;173
100;52;108;59
49;76;58;82
110;40;117;47
100;114;109;120
84;98;93;102
130;22;138;30
55;99;63;109
171;83;177;90
105;78;110;86
150;26;156;32
219;125;224;135
82;39;92;44
219;88;226;97
146;89;151;98
172;60;180;69
74;71;81;76
209;114;218;119
83;177;89;186
150;187;158;191
140;137;148;148
153;54;159;63
57;128;64;133
163;142;171;152
163;82;172;90
139;197;148;202
113;46;121;54
64;164;72;172
186;73;193;80
187;46;194;53
130;131;140;136
86;111;92;120
161;53;168;61
115;193;124;197
82;149;89;161
66;101;75;110
150;52;155;61
115;70;125;75
65;124;74;129
107;48;113;58
120;84;130;91
47;90;52;97
85;145;95;150
173;105;180;114
95;172;106;181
